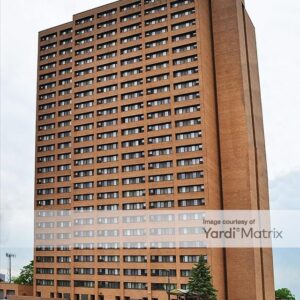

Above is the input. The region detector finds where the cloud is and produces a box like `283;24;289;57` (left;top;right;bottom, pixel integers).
0;0;299;297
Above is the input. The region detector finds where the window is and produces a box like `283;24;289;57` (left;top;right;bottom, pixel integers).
60;28;72;35
98;192;119;199
149;187;173;195
145;27;168;37
122;139;144;148
173;55;197;65
75;57;93;66
98;51;117;60
40;42;57;51
148;135;171;144
180;255;204;263
97;19;117;29
74;158;94;166
98;282;120;289
149;161;172;169
148;110;171;119
98;143;118;151
145;5;167;15
97;9;117;18
149;174;173;182
121;13;141;22
121;34;142;44
174;80;199;90
97;84;117;93
74;135;93;143
146;38;167;48
75;101;94;110
75;16;93;25
76;26;94;35
97;96;117;105
98;131;117;139
75;79;93;87
123;190;145;198
98;73;117;82
121;79;143;88
122;177;145;185
178;171;203;180
74;194;94;201
97;107;117;116
97;119;117;128
98;179;119;187
121;23;141;33
174;67;198;77
124;282;147;290
146;61;169;71
172;20;196;30
145;16;167;26
151;269;176;277
40;62;56;70
175;105;200;115
177;157;203;166
74;170;94;177
75;36;93;45
150;200;174;209
122;127;144;135
98;62;117;71
146;73;169;83
121;56;142;66
122;115;144;123
98;204;119;211
171;0;194;7
176;118;201;127
41;33;57;41
121;1;141;11
147;98;170;107
98;268;120;275
176;144;202;153
124;255;146;262
173;43;197;53
75;123;93;131
148;148;172;156
121;68;142;77
176;131;202;140
122;164;145;172
97;154;118;163
75;90;93;98
171;9;195;19
178;185;204;193
97;167;118;175
148;122;171;131
123;202;146;210
98;40;117;50
98;255;119;262
98;29;117;39
121;91;143;100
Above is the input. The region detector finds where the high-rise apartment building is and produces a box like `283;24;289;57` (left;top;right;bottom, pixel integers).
34;0;275;299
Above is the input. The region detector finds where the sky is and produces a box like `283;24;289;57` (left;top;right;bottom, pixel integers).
0;0;300;298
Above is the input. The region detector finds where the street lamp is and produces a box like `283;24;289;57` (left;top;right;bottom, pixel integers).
5;253;16;283
166;269;171;300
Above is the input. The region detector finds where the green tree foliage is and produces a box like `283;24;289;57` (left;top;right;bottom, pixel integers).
13;261;33;285
275;288;296;300
188;256;217;300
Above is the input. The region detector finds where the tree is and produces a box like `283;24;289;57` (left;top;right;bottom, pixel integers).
275;288;295;300
13;261;33;285
188;256;217;300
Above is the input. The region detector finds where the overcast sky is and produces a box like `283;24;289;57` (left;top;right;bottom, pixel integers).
0;0;300;298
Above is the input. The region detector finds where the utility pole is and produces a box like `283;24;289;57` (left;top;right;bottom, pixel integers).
6;253;16;283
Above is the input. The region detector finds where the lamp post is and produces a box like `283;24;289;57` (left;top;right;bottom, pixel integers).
166;269;171;300
5;253;16;283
